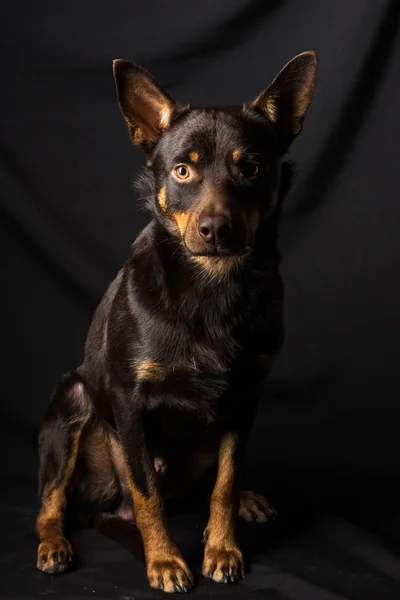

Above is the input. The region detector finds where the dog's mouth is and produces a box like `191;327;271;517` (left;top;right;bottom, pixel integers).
183;243;251;259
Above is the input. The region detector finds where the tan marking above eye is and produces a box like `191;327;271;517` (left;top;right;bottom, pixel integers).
189;151;199;163
232;149;242;163
174;164;191;180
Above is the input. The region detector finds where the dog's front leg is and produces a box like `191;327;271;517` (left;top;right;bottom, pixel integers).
202;431;245;583
115;392;193;594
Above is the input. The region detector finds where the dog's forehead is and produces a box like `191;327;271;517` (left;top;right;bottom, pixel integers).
162;108;273;162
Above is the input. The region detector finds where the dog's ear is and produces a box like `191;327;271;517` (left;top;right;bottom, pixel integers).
113;59;178;154
250;51;317;149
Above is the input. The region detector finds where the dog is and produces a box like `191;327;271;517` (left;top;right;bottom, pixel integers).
35;51;317;593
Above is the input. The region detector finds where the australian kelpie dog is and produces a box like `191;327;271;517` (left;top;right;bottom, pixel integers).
36;51;317;593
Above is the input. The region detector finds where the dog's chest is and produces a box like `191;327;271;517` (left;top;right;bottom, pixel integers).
147;407;221;495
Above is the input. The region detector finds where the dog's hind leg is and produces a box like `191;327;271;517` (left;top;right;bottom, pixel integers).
36;371;92;574
238;490;277;523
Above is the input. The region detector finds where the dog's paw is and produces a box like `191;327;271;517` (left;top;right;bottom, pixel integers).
238;490;277;523
147;557;194;593
154;456;168;474
202;545;244;583
37;536;73;574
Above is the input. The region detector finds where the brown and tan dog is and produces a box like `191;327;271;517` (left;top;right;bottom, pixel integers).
36;51;317;593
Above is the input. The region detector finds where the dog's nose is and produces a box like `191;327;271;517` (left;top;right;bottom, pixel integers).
198;214;232;246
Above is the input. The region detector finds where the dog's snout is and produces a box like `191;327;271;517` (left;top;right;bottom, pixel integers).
198;214;232;246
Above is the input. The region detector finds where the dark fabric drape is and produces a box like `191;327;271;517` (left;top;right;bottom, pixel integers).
1;1;400;598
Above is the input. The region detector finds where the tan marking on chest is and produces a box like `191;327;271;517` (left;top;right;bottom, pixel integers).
136;359;167;382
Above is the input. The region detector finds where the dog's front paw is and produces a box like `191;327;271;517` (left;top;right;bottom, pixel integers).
37;536;73;574
239;490;277;523
202;545;244;583
147;556;194;593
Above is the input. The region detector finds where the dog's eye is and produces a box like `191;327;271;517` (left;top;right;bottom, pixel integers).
174;165;190;180
240;162;259;178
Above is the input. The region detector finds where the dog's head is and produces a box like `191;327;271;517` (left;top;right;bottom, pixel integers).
113;53;316;262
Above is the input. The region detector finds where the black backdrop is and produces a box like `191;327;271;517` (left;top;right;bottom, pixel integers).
2;1;400;599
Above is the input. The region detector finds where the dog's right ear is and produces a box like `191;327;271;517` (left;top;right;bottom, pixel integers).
113;59;178;155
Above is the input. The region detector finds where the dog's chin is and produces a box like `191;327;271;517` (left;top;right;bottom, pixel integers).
189;251;232;259
184;248;244;259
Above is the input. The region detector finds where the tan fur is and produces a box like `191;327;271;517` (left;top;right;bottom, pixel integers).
131;126;145;146
208;433;237;535
172;211;191;237
135;359;167;382
238;490;276;523
37;391;88;532
172;182;233;253
37;536;73;573
36;429;82;539
159;105;173;129
124;466;193;592
157;186;167;212
191;255;244;282
36;424;86;572
36;382;93;572
189;151;199;163
202;432;244;582
264;95;277;123
232;149;242;163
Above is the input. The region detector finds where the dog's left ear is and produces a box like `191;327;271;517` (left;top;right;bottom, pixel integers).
250;51;317;150
113;59;178;155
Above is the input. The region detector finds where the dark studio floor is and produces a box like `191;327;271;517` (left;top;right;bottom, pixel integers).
2;467;400;600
